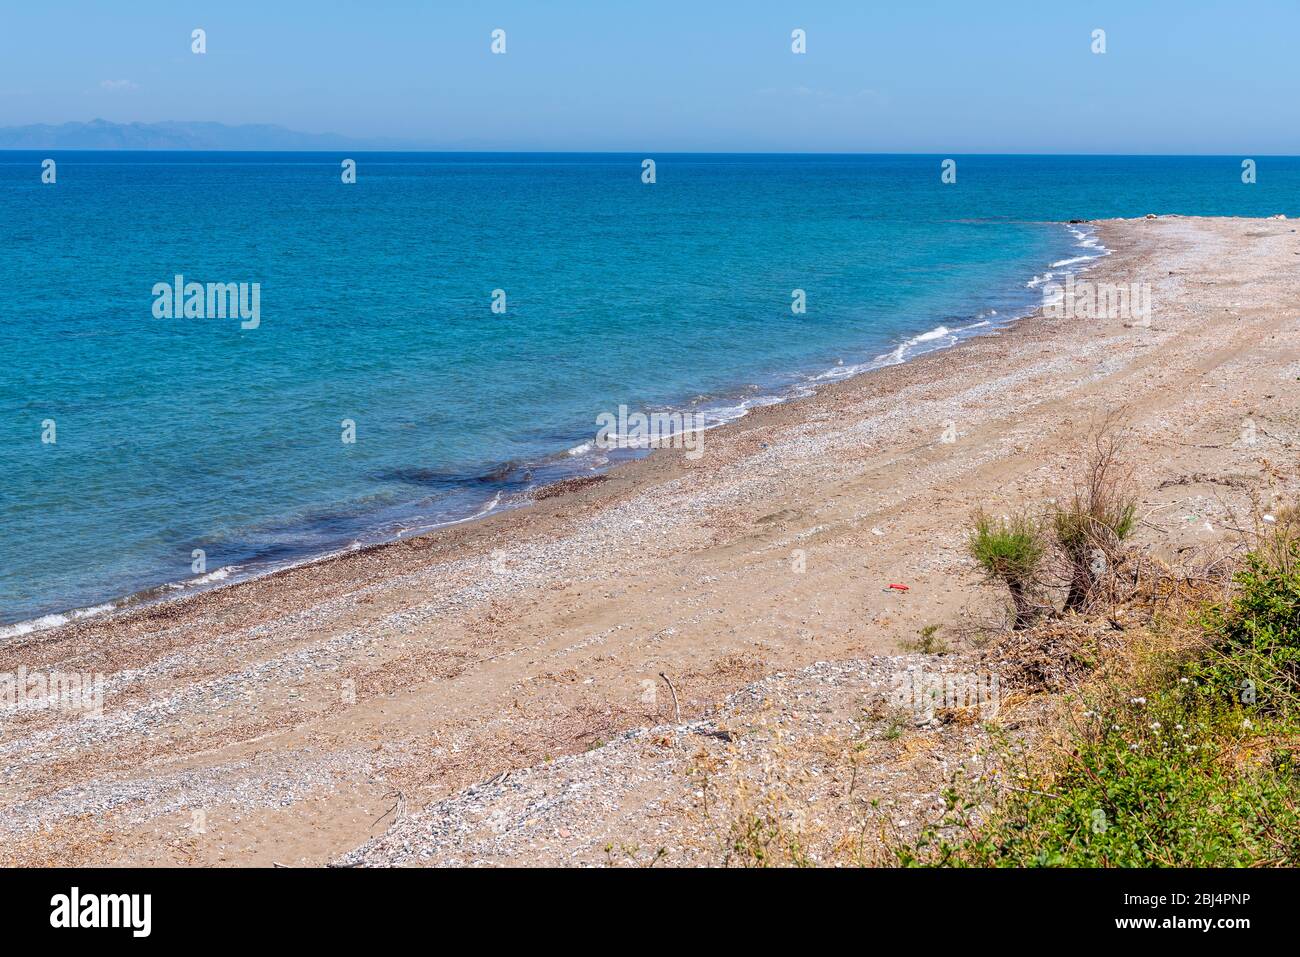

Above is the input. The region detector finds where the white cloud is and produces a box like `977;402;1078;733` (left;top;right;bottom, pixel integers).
99;79;138;92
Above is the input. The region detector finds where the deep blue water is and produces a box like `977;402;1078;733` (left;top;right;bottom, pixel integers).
3;152;1298;629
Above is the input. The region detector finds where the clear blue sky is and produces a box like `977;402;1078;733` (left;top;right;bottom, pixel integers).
3;0;1297;152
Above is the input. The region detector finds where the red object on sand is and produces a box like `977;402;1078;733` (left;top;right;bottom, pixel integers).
887;583;910;591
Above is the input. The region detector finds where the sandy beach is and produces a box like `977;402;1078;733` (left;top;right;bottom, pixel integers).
3;215;1299;866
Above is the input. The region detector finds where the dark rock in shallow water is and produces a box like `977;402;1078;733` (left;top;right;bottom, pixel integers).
373;462;532;488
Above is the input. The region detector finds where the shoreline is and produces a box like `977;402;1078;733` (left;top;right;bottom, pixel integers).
6;214;1299;866
2;221;1106;640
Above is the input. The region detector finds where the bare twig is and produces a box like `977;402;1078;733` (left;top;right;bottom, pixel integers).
659;672;682;723
372;788;407;828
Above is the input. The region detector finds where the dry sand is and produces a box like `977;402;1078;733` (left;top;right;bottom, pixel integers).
3;216;1299;866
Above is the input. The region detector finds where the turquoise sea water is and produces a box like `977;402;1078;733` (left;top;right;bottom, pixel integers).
3;153;1299;629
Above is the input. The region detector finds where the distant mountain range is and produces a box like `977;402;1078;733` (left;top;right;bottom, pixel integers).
0;119;423;150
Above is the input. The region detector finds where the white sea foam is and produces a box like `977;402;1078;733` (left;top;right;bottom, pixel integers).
160;565;236;591
873;324;959;366
186;567;233;587
0;602;117;641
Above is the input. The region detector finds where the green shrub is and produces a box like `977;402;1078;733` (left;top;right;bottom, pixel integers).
903;624;950;655
905;680;1300;867
906;537;1300;868
968;510;1044;629
1193;538;1300;715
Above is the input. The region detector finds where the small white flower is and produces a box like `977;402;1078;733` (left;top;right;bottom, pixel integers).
1150;722;1161;731
1130;697;1146;706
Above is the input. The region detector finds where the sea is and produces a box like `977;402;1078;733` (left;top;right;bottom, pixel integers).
3;152;1299;631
